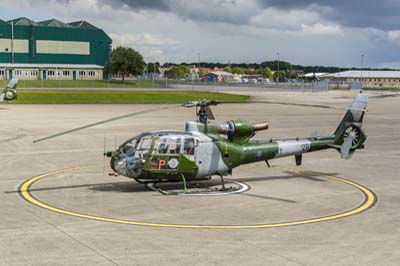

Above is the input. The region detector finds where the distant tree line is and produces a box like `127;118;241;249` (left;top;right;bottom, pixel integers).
105;46;396;81
164;60;396;73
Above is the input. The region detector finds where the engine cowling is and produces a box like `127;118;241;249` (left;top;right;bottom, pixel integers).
219;120;268;144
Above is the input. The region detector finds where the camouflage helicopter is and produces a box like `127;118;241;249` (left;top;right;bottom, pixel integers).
34;92;368;193
0;78;18;102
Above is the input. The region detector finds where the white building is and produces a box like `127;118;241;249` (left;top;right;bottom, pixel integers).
0;63;103;80
321;70;400;86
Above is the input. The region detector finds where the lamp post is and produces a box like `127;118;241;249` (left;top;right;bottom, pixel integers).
360;54;364;87
145;57;149;81
11;21;14;64
276;52;280;83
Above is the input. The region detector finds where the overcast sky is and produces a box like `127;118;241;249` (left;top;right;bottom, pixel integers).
1;0;400;68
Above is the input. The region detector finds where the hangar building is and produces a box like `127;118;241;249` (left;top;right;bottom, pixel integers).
0;17;112;80
320;70;400;87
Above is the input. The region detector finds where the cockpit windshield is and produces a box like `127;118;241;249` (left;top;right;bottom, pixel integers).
120;134;152;159
121;138;137;155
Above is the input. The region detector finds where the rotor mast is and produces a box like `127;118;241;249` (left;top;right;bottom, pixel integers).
184;100;220;124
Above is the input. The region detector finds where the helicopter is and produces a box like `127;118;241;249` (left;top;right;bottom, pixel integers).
34;92;368;193
0;78;18;102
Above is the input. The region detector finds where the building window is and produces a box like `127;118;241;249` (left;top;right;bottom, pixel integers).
88;71;96;77
63;70;70;76
48;70;55;76
0;70;4;76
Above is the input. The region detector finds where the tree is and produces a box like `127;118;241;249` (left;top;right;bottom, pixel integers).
224;66;232;73
244;68;255;75
165;65;189;79
273;70;286;82
232;67;246;75
148;62;160;73
105;46;144;83
289;70;298;79
263;67;272;79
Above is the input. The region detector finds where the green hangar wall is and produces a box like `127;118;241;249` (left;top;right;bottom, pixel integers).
0;18;112;80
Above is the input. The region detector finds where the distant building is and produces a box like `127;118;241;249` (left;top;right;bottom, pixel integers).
321;70;400;86
199;67;211;74
158;66;171;78
202;71;234;82
0;17;112;80
189;66;198;74
303;73;328;78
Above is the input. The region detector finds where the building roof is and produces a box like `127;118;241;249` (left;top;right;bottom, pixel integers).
2;17;100;30
68;21;98;29
0;63;103;69
8;17;38;26
323;70;400;78
303;72;327;78
37;19;73;28
210;71;233;76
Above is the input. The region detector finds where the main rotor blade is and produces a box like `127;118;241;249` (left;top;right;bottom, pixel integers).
33;105;180;143
205;106;215;120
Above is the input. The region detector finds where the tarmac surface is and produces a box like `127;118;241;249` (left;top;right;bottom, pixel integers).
0;89;399;265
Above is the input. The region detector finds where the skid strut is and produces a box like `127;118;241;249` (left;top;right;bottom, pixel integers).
145;175;237;195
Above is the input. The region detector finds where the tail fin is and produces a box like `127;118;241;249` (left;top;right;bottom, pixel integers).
333;92;368;159
0;78;18;102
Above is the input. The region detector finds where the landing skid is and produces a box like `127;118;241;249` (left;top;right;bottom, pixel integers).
146;174;239;195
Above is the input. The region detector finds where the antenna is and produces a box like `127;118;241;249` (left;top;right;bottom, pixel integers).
103;134;106;175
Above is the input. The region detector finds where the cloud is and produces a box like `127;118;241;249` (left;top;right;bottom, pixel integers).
0;0;400;67
300;23;343;36
101;0;169;11
260;0;400;30
388;30;400;46
109;33;179;47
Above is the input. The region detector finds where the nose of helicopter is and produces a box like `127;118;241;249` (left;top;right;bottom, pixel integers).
104;150;120;173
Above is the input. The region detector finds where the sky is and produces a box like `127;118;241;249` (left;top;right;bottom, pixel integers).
1;0;400;68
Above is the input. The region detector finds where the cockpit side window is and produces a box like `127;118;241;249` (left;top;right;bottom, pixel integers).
183;138;195;155
154;136;182;155
138;137;151;150
133;136;152;159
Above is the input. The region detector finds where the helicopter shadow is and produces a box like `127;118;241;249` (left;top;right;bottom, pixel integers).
237;171;335;184
234;171;339;204
6;181;149;195
89;181;150;193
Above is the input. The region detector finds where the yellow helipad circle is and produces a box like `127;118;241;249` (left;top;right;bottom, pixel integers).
19;164;377;229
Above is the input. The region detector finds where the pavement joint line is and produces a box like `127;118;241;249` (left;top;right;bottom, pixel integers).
53;225;122;266
18;164;378;229
4;174;121;265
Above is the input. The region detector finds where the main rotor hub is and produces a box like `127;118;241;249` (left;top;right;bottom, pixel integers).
184;100;221;124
